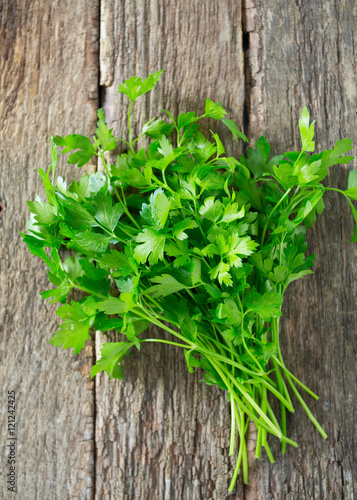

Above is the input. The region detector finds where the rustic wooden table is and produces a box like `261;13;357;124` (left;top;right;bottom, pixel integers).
1;1;356;498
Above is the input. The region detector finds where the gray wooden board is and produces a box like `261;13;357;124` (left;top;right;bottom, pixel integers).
1;0;357;499
243;1;357;499
0;2;99;498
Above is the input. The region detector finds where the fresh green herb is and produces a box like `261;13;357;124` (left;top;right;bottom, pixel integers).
23;70;356;491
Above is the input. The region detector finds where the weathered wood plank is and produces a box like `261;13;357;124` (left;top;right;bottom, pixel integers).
243;1;357;499
0;2;99;498
96;2;245;498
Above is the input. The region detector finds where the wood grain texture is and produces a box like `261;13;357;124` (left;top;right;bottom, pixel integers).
243;1;357;499
2;1;356;498
96;1;245;499
0;1;99;498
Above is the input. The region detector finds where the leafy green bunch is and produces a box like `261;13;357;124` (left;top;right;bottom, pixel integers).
22;70;357;491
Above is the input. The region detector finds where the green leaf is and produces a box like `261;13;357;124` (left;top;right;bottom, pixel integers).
118;70;163;102
321;138;354;169
56;193;98;229
158;136;173;157
199;197;223;222
227;234;258;268
172;218;198;240
38;167;57;205
63;255;83;281
97;249;136;277
184;349;201;373
177;112;196;129
344;187;357;200
190;258;202;286
261;342;278;362
123;322;140;350
77;274;110;295
96;109;117;152
286;269;313;285
49;302;91;354
97;296;131;315
74;231;112;254
50;135;58;179
142;118;173;139
27;200;57;226
211;131;225;157
79;259;108;280
244;292;282;322
204;98;227;119
115;277;135;294
140;188;171;229
94;193;125;231
220;202;245;224
298;106;315;153
246;136;273;179
216;298;242;325
273;163;297;189
221;119;248;143
209;261;233;287
134;228;166;264
204;283;223;299
344;196;357;242
119;169;149;188
297;160;322;185
91;342;133;380
268;265;290;284
188;133;217;164
146;274;188;298
348;169;357;189
53;134;96;167
294;190;324;225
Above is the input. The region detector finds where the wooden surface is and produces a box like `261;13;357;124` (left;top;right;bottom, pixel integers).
1;1;356;499
243;2;357;499
0;2;99;499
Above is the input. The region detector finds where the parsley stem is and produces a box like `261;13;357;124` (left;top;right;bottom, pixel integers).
272;356;319;400
69;282;108;300
99;151;141;229
207;356;291;441
238;305;264;373
229;397;236;456
115;136;131;147
261;188;292;246
229;403;248;489
141;338;192;349
128;102;135;153
284;372;327;439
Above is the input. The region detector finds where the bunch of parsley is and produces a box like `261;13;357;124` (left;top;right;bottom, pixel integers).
22;70;357;490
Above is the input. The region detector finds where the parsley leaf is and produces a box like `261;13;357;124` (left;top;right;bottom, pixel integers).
53;134;96;167
134;228;166;264
91;342;133;380
118;70;163;102
244;292;282;321
49;301;91;354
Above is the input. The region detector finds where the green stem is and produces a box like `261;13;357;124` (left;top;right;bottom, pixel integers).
128;102;135;153
210;357;285;440
99;151;140;229
70;282;108;300
272;356;319;400
261;188;292;246
141;338;192;349
229;397;236;456
285;373;328;439
229;403;248;490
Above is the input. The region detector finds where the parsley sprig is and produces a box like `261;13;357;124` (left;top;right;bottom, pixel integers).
22;70;356;491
